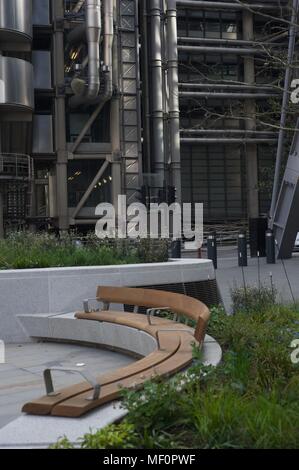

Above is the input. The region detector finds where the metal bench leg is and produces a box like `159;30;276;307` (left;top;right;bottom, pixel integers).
43;367;101;401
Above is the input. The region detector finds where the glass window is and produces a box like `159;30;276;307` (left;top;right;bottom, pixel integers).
68;161;112;207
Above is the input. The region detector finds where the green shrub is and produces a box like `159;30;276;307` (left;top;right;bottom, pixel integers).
0;232;169;269
231;284;277;314
50;423;139;450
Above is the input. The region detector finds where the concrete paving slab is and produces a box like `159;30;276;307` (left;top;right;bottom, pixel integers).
0;334;221;448
0;342;134;430
0;402;127;449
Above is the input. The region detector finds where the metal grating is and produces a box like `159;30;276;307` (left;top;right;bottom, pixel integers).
124;280;221;314
119;0;142;204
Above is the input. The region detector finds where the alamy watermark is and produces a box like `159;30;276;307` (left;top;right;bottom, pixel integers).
291;339;299;365
0;340;5;364
95;195;203;246
290;79;299;104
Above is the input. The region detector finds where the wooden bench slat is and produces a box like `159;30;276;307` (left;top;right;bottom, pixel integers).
97;287;210;343
22;315;182;416
22;286;210;418
51;333;193;417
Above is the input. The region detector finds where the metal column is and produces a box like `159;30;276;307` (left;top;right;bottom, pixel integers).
269;0;299;224
0;192;4;239
149;0;165;180
111;0;122;208
243;10;259;219
167;0;181;203
272;119;299;259
53;0;69;231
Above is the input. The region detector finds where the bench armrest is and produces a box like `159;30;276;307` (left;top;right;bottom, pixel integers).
44;367;101;401
146;307;174;325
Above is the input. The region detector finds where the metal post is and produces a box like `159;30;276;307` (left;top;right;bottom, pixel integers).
269;0;299;224
266;229;276;264
53;0;69;232
0;131;3;238
238;232;248;267
171;239;181;258
243;10;259;219
207;233;217;269
167;0;181;203
0;192;4;239
111;0;122;207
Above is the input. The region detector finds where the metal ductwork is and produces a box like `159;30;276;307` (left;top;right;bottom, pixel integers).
71;0;114;153
70;0;114;110
86;0;102;99
70;0;102;104
0;56;34;115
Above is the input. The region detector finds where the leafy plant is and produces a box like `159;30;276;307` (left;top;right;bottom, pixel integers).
49;424;139;450
230;284;277;314
0;231;169;269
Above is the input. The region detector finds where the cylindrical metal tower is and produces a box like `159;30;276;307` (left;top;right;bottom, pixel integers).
0;0;34;236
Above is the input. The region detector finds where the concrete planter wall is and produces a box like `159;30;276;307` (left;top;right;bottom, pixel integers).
0;259;215;343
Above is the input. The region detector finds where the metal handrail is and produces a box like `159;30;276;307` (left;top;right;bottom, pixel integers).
44;367;101;401
146;307;176;325
0;153;33;181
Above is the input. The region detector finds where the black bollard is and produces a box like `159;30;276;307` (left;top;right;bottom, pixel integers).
171;239;181;258
266;229;276;264
207;233;217;269
238;232;248;267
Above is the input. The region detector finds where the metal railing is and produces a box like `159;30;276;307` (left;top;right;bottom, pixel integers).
0;154;34;182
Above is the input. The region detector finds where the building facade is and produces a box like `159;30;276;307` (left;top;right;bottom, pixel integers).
0;0;291;234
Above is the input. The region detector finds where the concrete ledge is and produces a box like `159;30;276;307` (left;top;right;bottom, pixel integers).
18;313;157;358
0;259;215;343
0;401;127;449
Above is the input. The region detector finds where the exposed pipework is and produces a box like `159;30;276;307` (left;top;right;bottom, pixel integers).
181;138;277;144
70;0;102;105
178;37;284;48
181;129;277;136
71;0;114;153
179;91;278;99
101;0;113;103
86;0;102;99
149;0;165;179
178;45;264;55
179;83;277;91
176;1;282;11
167;0;181;202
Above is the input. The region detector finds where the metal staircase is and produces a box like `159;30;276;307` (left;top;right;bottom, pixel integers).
118;0;142;204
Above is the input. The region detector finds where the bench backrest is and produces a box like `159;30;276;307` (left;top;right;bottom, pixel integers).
96;286;210;344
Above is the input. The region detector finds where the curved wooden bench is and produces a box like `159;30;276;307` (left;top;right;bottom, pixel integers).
22;287;210;418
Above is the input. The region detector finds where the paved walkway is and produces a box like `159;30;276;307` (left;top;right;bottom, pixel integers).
216;249;299;312
0;342;134;430
184;247;299;312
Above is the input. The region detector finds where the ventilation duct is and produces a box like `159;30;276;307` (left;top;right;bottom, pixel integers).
70;0;102;102
86;0;102;99
70;0;113;109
